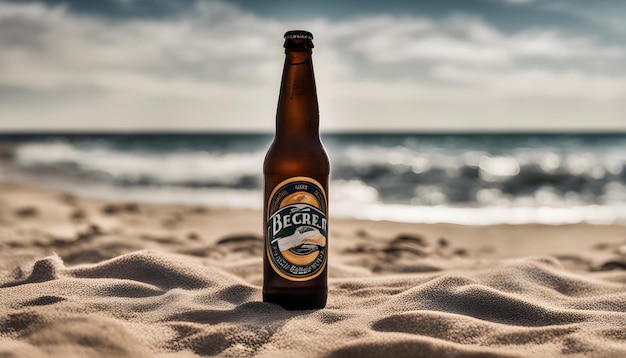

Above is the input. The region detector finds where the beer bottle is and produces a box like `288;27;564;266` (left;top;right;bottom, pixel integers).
263;30;330;310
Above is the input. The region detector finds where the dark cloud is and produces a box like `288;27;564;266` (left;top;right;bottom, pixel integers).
7;0;622;37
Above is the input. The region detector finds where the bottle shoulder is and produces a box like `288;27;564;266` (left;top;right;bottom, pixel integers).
264;137;330;176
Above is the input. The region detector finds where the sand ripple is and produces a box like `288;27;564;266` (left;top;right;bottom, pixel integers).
1;251;625;357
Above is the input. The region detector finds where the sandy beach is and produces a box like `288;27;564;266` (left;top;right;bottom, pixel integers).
2;0;626;355
1;180;626;357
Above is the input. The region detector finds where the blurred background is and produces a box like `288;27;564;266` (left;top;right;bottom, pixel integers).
1;0;625;224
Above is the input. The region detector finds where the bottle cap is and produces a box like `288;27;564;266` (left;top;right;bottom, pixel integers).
284;30;314;41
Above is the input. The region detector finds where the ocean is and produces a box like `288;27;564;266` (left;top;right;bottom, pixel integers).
1;132;625;225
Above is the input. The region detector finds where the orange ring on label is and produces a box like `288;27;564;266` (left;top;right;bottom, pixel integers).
266;176;328;282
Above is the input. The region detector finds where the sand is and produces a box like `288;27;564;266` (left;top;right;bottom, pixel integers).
1;180;626;357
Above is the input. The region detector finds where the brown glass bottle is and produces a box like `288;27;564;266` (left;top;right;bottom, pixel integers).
263;30;329;310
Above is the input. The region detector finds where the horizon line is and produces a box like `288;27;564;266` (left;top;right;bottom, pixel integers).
1;129;626;136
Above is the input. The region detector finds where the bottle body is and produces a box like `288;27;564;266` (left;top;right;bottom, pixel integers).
263;31;329;310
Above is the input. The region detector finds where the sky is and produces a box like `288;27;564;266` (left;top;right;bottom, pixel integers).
0;0;625;132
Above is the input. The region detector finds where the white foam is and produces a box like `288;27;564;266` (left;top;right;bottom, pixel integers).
334;203;626;226
15;141;264;185
8;138;626;226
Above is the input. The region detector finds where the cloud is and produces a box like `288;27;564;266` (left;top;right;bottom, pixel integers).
346;14;625;65
541;1;626;35
0;0;624;131
432;65;626;100
345;16;509;65
0;1;280;87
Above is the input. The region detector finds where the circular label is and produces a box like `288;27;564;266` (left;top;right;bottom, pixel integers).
266;177;327;281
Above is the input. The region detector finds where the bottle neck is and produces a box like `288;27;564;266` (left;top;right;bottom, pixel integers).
275;49;320;138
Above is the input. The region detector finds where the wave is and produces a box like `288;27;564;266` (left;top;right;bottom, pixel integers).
2;134;626;224
13;140;265;188
331;144;626;206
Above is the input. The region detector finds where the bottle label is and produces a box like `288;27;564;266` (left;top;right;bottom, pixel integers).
266;177;328;281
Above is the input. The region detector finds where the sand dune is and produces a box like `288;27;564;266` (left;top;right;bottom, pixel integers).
1;181;626;357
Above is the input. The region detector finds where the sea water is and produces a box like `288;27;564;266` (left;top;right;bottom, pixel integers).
1;132;625;225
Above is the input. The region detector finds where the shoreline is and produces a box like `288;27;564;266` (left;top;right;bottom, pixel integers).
2;179;624;273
